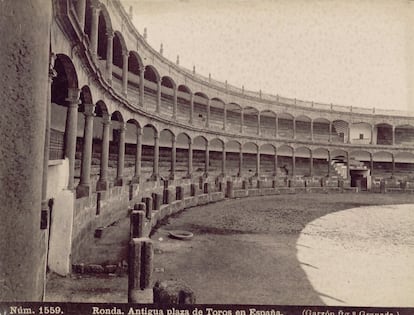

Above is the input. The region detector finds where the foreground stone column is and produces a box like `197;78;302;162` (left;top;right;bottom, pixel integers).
122;50;129;96
97;115;110;191
0;0;51;300
106;31;114;83
170;137;176;180
115;122;126;186
65;88;81;190
77;103;95;198
132;127;142;184
89;0;100;58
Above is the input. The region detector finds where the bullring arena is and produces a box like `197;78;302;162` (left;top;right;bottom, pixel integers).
0;0;414;306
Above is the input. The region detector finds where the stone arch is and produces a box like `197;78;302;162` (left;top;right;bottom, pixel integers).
394;152;414;178
113;31;127;69
351;122;372;145
242;142;259;176
295;115;312;141
226;103;242;133
260;110;277;137
332;120;349;143
259;143;276;176
177;85;192;123
278;112;294;139
97;5;113;61
313;147;330;177
395;124;414;146
243;106;259;135
295;146;312;177
210;98;226;129
160;76;176;117
277;145;294;176
193;92;209;126
313;118;331;142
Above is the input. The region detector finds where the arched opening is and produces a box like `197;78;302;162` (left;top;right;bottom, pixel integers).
142;124;158;182
350;122;372;144
112;32;126;92
144;65;160;112
395;124;414;146
226;140;242;177
109;111;125;186
242;142;259;177
349;150;371;190
313;118;331;142
372;151;394;180
375;123;393;145
177;85;192;123
159;129;175;179
295;147;312;177
243;107;259;135
160;76;176;118
295;116;312;141
277;145;294;177
226;103;242;133
260;111;276;137
210;98;225;129
278;113;294;139
260;144;276;177
193;93;209;127
209;138;225;177
332;120;349;143
127;52;143;102
394;152;414;179
192;136;208;178
176;133;191;179
330;149;349;179
313;148;330;177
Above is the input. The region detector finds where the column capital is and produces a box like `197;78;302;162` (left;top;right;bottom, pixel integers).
172;137;177;144
83;103;96;116
119;122;127;132
90;0;101;12
106;29;114;39
102;114;111;125
154;133;159;140
136;127;142;136
122;49;129;58
139;67;145;75
66;88;81;105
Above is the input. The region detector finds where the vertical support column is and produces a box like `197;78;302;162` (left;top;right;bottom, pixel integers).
204;142;209;177
0;0;52;300
169;137;176;180
347;122;351;144
310;120;314;141
106;31;114;84
370;125;375;145
309;151;313;177
292;150;296;177
89;0;100;58
370;153;374;176
189;93;194;124
151;133;160;181
156;79;161;113
238;146;243;177
223;104;227;130
65;88;81;190
172;87;177;120
76;0;86;31
391;154;395;177
327;150;331;177
293;117;296;139
97;115;110;191
257;113;261;135
346;151;350;179
329;121;332;142
77;103;95;198
256;147;260;177
240;108;244;133
221;145;226;177
275;115;278;138
392;125;395;145
187;138;193;178
132;127;142;184
206;98;210;128
139;68;145;107
115;122;126;186
273;148;278;176
122;50;129;96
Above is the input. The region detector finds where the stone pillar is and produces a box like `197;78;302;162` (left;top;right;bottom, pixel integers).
206;98;210;128
370;153;374;176
370;125;375;145
89;0;100;58
204;142;209;177
65;88;81;190
345;151;350;179
310;120;314;141
293;117;296;139
97;115;110;191
132;127;142;184
77;103;95;198
169;137;176;180
0;0;51;300
189;93;194;124
115;122;126;186
391;154;395;176
309;151;313;177
240;109;244;133
122;50;129;96
156;79;161;113
106;31;114;83
256;148;260;177
172;87;177;120
392;126;395;145
257;113;261;135
151;133;160;181
347;122;351;144
292;150;296;176
223;103;227;130
327;151;331;177
76;0;86;30
238;147;243;177
139;68;145;107
275;116;278;138
329;122;332;142
187;139;193;178
273;149;278;176
222;146;226;176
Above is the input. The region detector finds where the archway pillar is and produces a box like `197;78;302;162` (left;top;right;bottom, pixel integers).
292;150;296;177
370;153;374;177
204;142;209;177
106;31;114;84
77;103;95;198
391;154;395;176
115;122;126;186
223;104;227;130
309;151;313;177
221;145;226;177
240;109;244;133
139;68;145;107
257;114;261;135
186;139;193;178
150;133;160;181
65;88;81;191
238;147;243;177
96;115;111;191
329;122;332;142
172;87;177;120
255;148;260;177
392;126;395;145
347;123;351;144
327;151;331;177
310;120;314;141
189;93;194;124
206;99;210;128
122;50;129;96
273;148;278;176
89;0;100;58
132;127;142;184
76;0;86;31
293;118;296;140
370;125;375;145
169;137;177;180
156;79;161;113
275;116;278;138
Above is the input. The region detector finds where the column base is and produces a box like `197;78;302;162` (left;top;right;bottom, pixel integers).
114;177;125;187
76;184;91;198
96;180;109;191
169;173;175;180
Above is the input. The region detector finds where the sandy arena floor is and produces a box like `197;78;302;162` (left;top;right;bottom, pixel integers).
46;193;414;305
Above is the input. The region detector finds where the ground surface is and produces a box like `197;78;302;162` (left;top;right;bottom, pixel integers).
45;192;414;305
